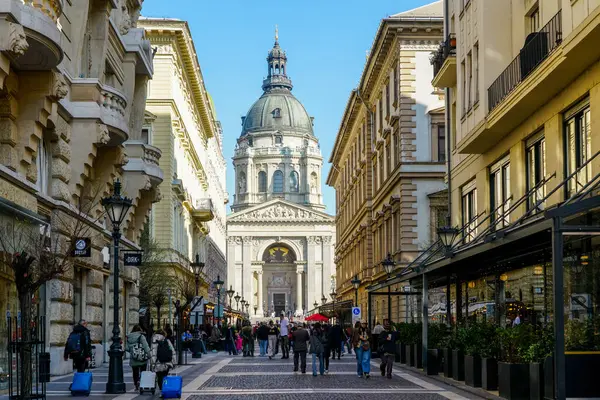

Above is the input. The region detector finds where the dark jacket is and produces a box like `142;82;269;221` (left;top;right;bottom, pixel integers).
267;325;279;336
292;328;310;352
257;325;269;341
378;329;398;355
329;325;342;344
64;324;92;359
309;330;325;354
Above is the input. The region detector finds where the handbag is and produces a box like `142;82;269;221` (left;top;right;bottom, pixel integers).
361;340;370;351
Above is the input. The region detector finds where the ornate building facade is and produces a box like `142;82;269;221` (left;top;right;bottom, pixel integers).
139;19;227;307
227;34;336;318
0;0;158;377
327;2;446;323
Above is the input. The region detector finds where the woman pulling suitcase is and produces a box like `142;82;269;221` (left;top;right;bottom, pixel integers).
125;325;151;391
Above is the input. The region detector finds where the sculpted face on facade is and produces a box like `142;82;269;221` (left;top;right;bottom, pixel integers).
227;34;335;318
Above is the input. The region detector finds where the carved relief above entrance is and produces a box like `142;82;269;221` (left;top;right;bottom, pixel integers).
262;243;296;264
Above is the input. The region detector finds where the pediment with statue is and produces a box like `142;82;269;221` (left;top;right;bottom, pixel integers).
227;199;334;223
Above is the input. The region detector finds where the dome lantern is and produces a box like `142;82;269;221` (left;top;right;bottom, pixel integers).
263;25;293;92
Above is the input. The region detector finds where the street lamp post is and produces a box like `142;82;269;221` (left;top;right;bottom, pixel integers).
313;301;318;310
330;291;337;323
234;292;241;310
254;305;258;316
321;295;326;305
382;253;396;324
191;254;204;297
351;275;361;306
226;286;235;323
245;303;250;316
240;299;246;318
102;180;132;394
213;275;224;326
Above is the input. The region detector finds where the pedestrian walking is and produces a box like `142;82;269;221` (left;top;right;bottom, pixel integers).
329;321;343;360
241;320;255;357
322;324;331;374
235;332;243;353
125;325;151;391
256;321;269;356
225;324;237;355
151;328;176;390
267;320;279;359
292;323;310;374
378;321;398;379
63;319;92;373
309;323;325;376
353;321;372;378
279;313;290;359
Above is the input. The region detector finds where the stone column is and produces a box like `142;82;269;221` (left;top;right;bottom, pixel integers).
257;269;264;316
307;236;317;308
227;237;237;291
242;236;252;310
295;265;303;316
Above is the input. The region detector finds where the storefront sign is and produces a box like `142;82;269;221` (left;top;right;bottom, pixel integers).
72;238;91;257
123;252;142;266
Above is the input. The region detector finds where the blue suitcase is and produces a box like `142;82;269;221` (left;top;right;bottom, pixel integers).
161;375;182;399
70;372;93;396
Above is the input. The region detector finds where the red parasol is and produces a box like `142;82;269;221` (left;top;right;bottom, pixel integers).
305;313;329;322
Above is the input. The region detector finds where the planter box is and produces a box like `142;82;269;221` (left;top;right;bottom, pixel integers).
443;348;453;378
482;357;498;391
465;355;482;387
499;362;530;400
399;342;407;364
406;345;414;367
543;357;553;400
452;349;465;381
565;353;600;398
427;349;440;375
395;343;401;362
413;343;423;369
530;362;544;400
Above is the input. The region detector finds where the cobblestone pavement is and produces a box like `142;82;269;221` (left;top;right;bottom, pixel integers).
5;351;487;399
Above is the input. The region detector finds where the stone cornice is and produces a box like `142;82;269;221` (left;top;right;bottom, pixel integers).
140;19;217;139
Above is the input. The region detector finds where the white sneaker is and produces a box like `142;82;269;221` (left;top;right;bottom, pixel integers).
324;370;328;375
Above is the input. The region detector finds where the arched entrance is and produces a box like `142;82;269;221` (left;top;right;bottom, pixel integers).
262;243;297;316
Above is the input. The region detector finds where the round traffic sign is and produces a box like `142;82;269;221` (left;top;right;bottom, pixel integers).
352;307;360;315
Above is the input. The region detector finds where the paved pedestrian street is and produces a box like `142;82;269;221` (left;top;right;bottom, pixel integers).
6;352;486;400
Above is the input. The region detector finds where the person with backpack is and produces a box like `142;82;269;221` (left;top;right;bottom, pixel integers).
151;328;176;390
63;319;92;372
125;325;151;391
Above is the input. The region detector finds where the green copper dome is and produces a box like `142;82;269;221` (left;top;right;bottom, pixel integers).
241;36;313;137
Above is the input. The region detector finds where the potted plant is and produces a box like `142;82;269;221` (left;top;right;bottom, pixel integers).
411;323;423;368
563;317;600;398
440;326;457;378
523;325;554;400
395;323;408;364
427;323;448;375
498;324;535;400
403;322;421;368
479;324;500;391
452;326;466;381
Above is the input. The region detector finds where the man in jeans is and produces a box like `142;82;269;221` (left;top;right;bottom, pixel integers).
292;323;310;373
279;313;290;359
378;321;398;379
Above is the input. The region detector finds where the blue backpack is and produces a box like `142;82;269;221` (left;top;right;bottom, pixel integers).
66;332;83;358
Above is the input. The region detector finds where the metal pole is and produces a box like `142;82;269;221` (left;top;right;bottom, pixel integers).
217;290;221;326
368;292;372;329
354;289;358;307
168;288;172;322
552;218;566;400
195;275;199;297
106;229;125;394
387;285;391;323
446;276;452;326
422;273;429;370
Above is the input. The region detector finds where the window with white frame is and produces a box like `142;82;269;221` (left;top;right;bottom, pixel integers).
565;101;591;198
461;181;477;243
36;139;50;195
526;132;547;212
490;156;511;229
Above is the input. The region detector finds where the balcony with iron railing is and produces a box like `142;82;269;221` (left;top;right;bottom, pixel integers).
431;34;457;88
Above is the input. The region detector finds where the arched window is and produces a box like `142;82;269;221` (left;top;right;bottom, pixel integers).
258;171;267;193
273;170;284;193
289;171;299;192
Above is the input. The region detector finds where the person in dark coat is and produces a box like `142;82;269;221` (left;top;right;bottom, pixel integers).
292;323;310;373
256;322;269;356
63;319;93;372
328;321;343;360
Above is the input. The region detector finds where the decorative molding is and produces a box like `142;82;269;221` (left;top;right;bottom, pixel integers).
228;202;332;223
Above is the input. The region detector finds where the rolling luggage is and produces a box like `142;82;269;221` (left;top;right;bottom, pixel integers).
139;369;156;394
161;374;182;399
70;371;93;396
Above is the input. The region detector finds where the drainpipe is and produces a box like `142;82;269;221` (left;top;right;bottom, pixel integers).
444;0;452;224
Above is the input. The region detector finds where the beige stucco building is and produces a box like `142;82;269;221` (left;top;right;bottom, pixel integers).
0;0;159;377
139;18;227;312
327;2;447;324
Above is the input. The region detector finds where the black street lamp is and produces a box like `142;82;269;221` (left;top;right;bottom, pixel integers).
240;298;246;316
313;301;318;309
351;275;361;306
254;305;258;315
330;291;337;322
213;275;224;326
437;225;459;257
321;295;327;305
382;253;396;324
234;292;241;310
191;254;204;297
245;303;250;315
102;180;132;394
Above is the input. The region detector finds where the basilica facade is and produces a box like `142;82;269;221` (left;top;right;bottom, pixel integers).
227;33;336;318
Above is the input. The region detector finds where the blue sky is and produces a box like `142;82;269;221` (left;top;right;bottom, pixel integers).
142;0;433;215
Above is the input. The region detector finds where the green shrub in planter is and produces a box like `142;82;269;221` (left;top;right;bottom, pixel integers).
523;325;554;400
479;324;500;391
440;326;458;378
462;322;498;388
497;324;536;400
426;323;448;375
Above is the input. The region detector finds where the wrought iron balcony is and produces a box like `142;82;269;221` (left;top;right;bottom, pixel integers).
488;10;562;112
431;34;456;88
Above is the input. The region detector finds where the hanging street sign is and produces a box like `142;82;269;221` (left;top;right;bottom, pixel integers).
124;252;143;266
72;238;91;257
351;306;361;324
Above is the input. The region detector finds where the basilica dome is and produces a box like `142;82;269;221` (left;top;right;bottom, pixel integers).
242;91;313;136
240;33;313;137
